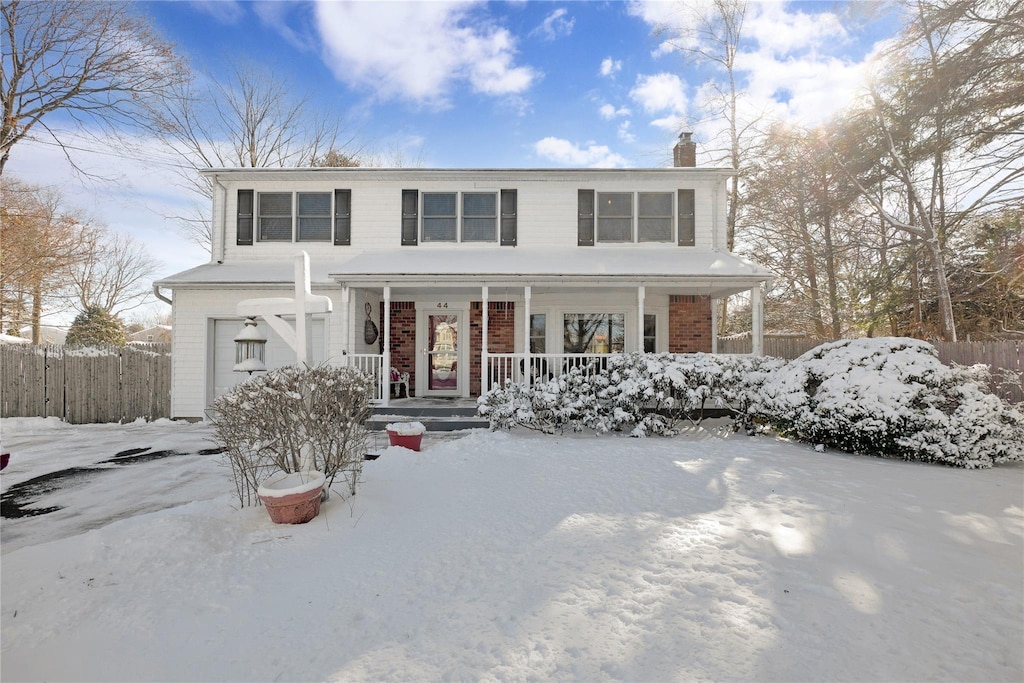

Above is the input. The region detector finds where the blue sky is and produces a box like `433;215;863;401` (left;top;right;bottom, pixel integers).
9;0;901;325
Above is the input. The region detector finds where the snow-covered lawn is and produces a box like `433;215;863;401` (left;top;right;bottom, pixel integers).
1;417;1022;682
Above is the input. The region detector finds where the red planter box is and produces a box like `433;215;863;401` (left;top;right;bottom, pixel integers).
387;430;423;451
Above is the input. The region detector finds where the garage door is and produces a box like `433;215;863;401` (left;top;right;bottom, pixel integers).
211;318;327;401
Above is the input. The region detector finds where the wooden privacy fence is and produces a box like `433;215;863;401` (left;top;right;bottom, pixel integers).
718;336;1023;403
1;343;171;423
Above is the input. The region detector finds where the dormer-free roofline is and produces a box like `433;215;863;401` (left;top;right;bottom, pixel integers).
198;167;736;181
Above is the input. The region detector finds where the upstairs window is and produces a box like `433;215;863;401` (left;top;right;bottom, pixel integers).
638;192;673;242
423;192;458;242
597;192;632;242
258;192;293;241
245;190;352;244
297;192;331;241
462;192;497;242
419;191;503;243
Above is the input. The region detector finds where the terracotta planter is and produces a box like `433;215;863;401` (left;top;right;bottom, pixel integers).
257;470;326;524
387;430;423;451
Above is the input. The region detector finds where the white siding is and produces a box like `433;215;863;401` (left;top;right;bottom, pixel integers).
211;170;728;261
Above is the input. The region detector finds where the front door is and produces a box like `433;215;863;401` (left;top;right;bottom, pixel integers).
416;304;468;397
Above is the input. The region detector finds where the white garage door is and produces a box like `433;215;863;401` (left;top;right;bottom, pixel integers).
212;318;327;401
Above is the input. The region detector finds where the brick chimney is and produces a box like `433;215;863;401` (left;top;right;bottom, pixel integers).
673;131;697;167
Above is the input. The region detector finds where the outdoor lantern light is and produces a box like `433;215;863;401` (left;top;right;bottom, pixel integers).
233;317;267;374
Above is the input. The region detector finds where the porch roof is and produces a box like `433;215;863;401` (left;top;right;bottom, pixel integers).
156;248;773;298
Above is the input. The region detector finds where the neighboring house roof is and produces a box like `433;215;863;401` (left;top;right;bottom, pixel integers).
129;325;172;342
17;325;67;344
0;333;31;344
156;248;773;299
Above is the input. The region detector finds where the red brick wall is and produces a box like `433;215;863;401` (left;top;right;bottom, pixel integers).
668;295;712;353
380;302;416;396
470;301;515;395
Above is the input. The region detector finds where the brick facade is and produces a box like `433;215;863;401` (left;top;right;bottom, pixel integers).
380;302;416;396
668;295;712;353
470;301;515;396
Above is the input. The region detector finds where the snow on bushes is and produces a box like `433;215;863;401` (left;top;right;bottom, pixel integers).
478;339;1023;468
478;353;781;437
755;338;1024;468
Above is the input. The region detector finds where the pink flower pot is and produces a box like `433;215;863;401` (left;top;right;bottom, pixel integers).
257;471;325;524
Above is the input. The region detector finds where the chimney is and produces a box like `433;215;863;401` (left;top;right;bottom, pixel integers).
673;131;696;167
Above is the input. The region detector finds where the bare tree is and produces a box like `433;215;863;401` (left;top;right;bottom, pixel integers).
654;0;762;334
66;226;160;316
149;61;357;250
0;177;84;341
0;0;185;174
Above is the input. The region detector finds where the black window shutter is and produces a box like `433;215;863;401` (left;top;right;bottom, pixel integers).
577;190;594;246
500;189;517;246
677;189;695;246
401;189;418;245
333;189;351;245
237;189;253;245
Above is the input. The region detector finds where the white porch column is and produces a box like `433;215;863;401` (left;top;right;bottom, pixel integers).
637;285;646;353
340;285;350;363
383;285;391;405
523;285;532;386
294;253;312;365
481;286;489;395
751;285;763;357
710;297;719;354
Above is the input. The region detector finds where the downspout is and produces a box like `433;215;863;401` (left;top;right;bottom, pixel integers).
212;174;228;264
153;284;172;306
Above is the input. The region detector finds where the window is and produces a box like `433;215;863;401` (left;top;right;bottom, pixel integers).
597;192;632;242
462;192;496;242
563;313;624;353
415;191;505;243
422;192;457;242
644;314;657;353
638;193;673;242
237;190;253;245
530;314;546;353
297;192;331;241
258;192;292;241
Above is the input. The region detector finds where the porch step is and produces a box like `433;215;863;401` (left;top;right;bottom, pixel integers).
366;414;490;432
368;398;488;432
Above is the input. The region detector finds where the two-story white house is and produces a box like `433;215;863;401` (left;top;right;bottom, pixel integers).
156;134;773;419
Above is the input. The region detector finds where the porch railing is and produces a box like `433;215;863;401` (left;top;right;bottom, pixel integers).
338;353;386;403
487;353;618;390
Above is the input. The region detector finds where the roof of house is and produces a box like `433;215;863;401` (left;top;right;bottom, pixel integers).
156;248;773;298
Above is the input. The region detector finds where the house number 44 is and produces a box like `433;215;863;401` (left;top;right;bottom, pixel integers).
435;303;448;308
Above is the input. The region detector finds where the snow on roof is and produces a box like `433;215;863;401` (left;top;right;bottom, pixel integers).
0;333;31;344
156;248;774;288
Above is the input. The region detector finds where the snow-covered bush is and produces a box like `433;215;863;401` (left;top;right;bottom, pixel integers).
208;364;375;506
479;353;784;436
754;338;1024;468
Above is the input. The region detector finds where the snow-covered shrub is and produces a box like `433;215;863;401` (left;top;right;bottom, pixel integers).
479;352;784;436
208;364;375;506
754;338;1024;468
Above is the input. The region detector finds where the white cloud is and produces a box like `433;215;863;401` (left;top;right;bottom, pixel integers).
599;103;631;120
188;0;245;24
314;2;537;106
630;73;687;130
600;57;622;77
746;3;849;56
534;137;628;168
617;121;636;144
531;8;575;40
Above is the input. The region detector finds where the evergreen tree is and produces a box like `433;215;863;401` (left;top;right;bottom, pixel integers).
65;305;126;346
